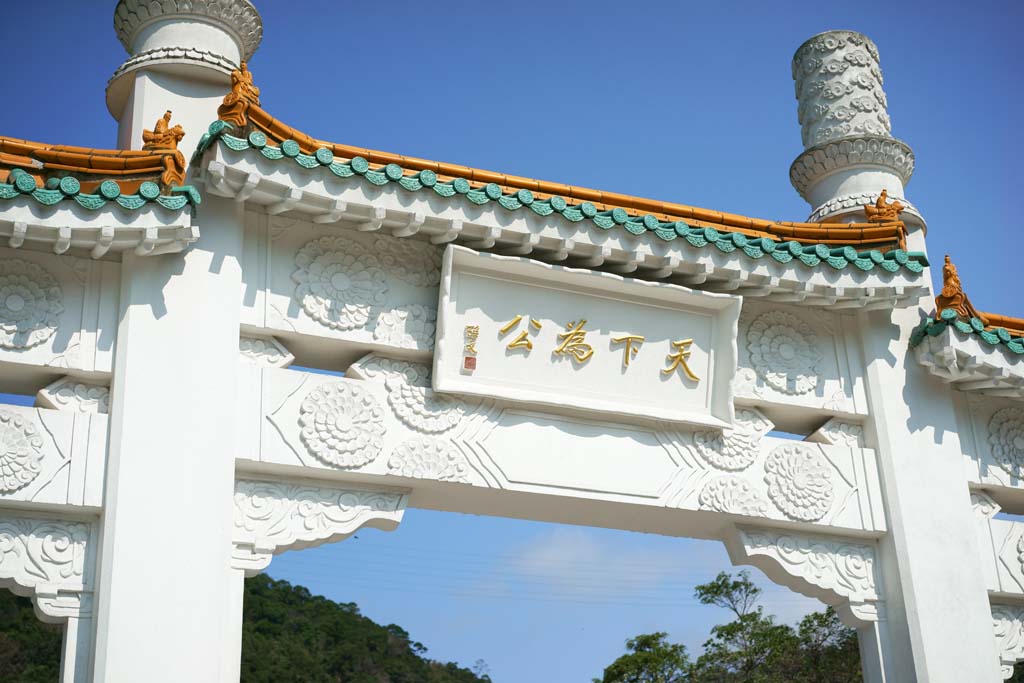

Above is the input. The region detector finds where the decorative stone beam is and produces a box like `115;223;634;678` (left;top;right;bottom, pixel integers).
993;603;1024;680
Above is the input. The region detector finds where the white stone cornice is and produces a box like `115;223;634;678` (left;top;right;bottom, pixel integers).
108;46;238;84
231;479;406;576
0;516;94;623
114;0;263;61
724;527;882;627
914;327;1024;400
789;137;915;201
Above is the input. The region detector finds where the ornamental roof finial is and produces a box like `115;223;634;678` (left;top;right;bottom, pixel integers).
142;111;186;188
864;189;904;223
218;62;262;128
935;255;978;320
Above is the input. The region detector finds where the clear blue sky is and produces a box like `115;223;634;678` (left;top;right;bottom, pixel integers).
2;1;1022;680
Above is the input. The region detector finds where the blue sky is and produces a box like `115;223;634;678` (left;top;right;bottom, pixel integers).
2;1;1022;680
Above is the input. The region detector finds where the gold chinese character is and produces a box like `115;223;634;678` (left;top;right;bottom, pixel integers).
554;319;594;363
611;335;645;368
464;325;479;354
499;315;541;351
662;338;699;381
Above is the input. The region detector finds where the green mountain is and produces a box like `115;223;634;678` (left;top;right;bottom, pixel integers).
0;575;489;683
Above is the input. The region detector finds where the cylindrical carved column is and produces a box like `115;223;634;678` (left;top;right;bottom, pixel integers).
789;31;923;229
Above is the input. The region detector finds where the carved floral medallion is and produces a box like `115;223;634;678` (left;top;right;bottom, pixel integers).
387;438;470;483
989;407;1024;477
746;310;821;395
373;304;437;350
293;237;388;331
764;444;835;522
355;357;469;433
298;382;386;468
0;259;64;350
0;410;43;493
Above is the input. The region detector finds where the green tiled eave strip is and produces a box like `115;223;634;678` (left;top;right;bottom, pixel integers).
194;120;927;275
910;308;1024;356
0;168;200;212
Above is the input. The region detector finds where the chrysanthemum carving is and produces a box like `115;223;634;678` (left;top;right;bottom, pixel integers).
298;382;386;469
989;407;1024;476
698;476;769;516
0;259;64;349
387;438;469;482
746;310;821;395
764;445;835;521
693;409;772;471
0;410;43;492
293;237;388;331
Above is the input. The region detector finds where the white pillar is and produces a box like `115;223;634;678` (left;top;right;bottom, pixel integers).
107;0;263;160
92;195;245;681
60;615;94;683
224;567;247;683
859;304;1002;681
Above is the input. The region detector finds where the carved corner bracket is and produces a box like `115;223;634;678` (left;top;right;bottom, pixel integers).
723;526;882;627
231;479;407;576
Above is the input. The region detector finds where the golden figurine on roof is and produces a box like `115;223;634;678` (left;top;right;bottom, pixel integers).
142;110;186;188
864;189;905;223
218;61;261;128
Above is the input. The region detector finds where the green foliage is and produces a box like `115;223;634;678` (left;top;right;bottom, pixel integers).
240;574;489;683
0;591;62;682
594;632;690;683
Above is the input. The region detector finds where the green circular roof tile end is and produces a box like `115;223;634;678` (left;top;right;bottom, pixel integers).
892;249;908;265
760;237;776;252
732;232;748;248
673;220;690;236
44;178;60;190
484;183;503;200
997;327;1013;343
350;156;369;174
418;169;437;187
610;207;629;224
248;131;267;148
641;214;659;230
703;227;721;241
13;171;36;194
281;140;301;158
453;178;471;194
315;147;334;166
58;176;81;196
969;317;986;332
99;180;121;200
549;195;567;212
516;188;534;205
813;243;830;259
138;181;160;200
939;308;958;322
580;202;597;218
784;241;803;255
384;163;404;181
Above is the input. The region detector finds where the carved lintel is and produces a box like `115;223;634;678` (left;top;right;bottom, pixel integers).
725;527;882;627
238;335;294;368
37;376;110;414
231;479;406;576
0;516;94;623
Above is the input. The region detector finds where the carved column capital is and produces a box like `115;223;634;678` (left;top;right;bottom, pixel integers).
724;526;882;627
231;479;407;576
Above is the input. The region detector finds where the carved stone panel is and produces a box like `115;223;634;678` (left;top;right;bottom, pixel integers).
0;404;106;509
959;395;1024;492
0;247;119;375
241;216;441;357
735;301;867;415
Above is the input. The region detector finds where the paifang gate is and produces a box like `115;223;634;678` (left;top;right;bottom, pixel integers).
0;3;1019;681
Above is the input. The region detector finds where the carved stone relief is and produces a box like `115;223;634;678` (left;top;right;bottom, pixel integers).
993;604;1024;680
0;516;93;621
989;406;1024;477
387;437;471;483
746;310;821;395
729;528;881;626
36;377;110;414
290;231;441;351
239;335;294;368
298;381;386;469
698;476;769;516
764;444;836;522
693;409;773;471
0;258;64;350
231;479;406;575
0;410;43;493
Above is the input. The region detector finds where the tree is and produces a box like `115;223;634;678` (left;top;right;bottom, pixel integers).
594;632;691;683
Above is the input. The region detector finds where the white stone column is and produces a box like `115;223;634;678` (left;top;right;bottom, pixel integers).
859;305;1002;681
92;195;245;681
789;31;923;229
107;0;263;160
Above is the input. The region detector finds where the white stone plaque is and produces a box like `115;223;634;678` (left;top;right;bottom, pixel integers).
433;246;739;428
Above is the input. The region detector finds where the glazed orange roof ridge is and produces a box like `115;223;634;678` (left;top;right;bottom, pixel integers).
211;63;909;251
